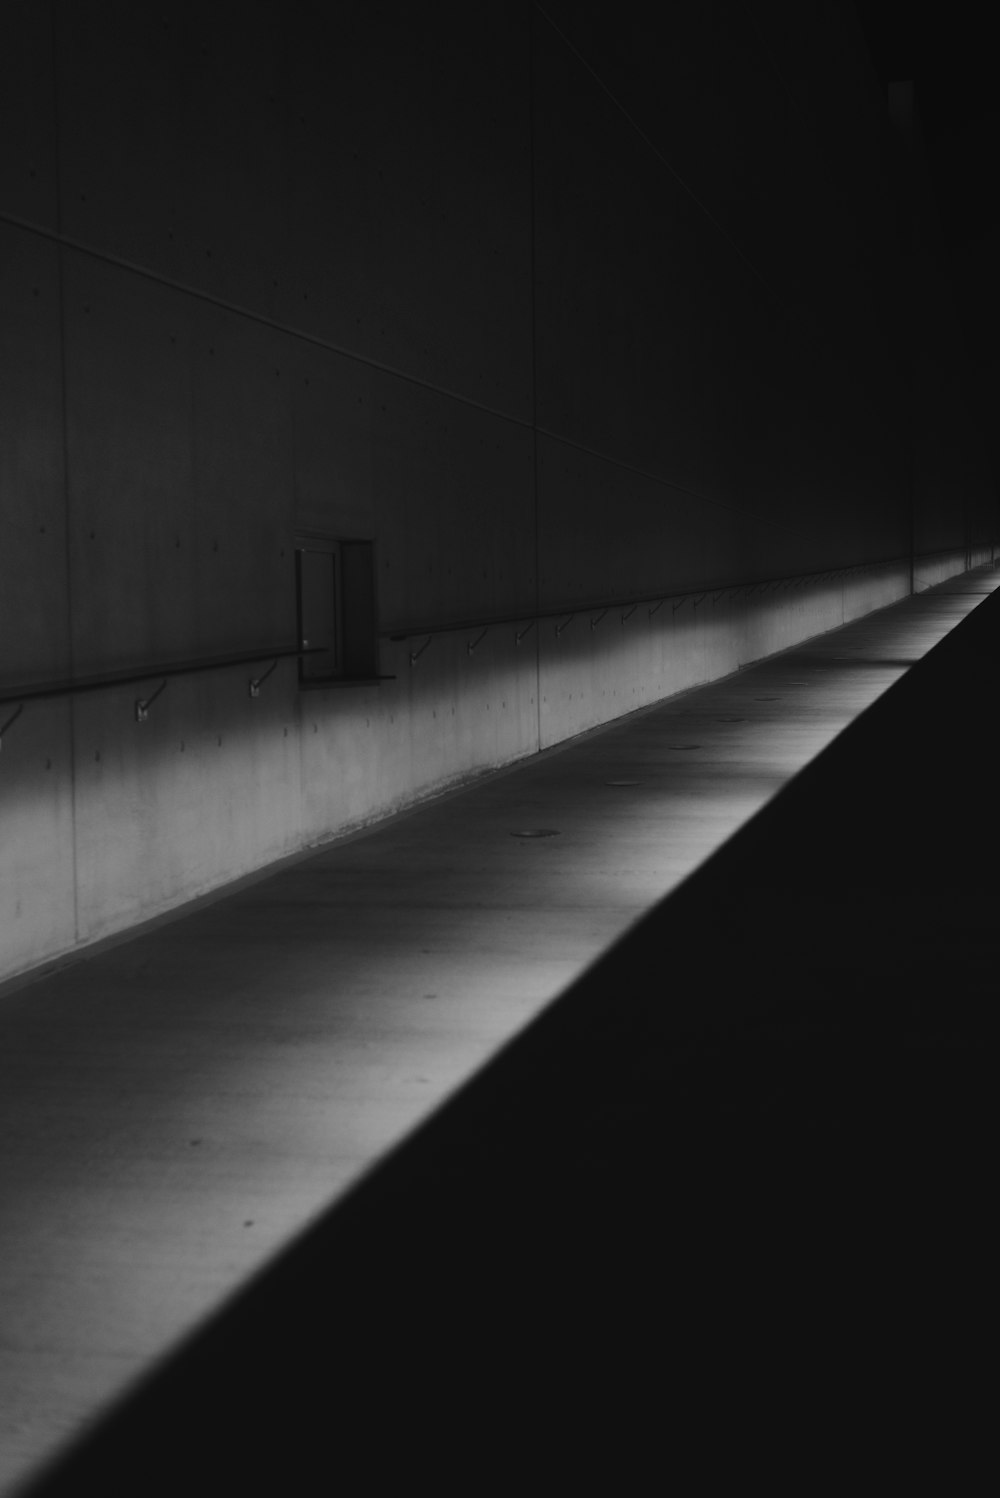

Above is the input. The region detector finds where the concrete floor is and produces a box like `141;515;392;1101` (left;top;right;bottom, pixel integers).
0;566;995;1495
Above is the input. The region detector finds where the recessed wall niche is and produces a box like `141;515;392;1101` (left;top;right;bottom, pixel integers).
294;534;379;685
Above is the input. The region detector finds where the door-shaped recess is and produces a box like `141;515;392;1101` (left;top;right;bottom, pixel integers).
295;535;378;684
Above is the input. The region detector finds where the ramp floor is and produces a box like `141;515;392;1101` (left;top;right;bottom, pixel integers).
2;567;996;1494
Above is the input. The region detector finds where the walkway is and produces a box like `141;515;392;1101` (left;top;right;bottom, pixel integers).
2;566;996;1494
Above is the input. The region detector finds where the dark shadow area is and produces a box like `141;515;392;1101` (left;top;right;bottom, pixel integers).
24;586;997;1492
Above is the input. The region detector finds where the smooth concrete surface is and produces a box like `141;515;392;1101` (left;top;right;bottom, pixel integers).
3;1;996;986
0;566;995;1496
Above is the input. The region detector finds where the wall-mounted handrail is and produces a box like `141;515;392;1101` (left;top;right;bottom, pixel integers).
0;645;319;710
381;544;991;646
4;544;987;710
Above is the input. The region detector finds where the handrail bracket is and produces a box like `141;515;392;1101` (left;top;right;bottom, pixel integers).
249;659;280;698
0;703;24;752
409;635;434;666
135;679;168;724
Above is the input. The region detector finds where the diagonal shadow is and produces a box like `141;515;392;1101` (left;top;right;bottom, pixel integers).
23;586;997;1494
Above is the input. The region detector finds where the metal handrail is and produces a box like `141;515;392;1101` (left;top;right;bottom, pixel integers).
383;545;989;644
0;645;319;710
3;544;989;702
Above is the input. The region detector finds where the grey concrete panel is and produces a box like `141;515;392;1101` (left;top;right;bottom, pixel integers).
72;668;304;946
532;14;712;491
0;2;58;227
369;375;535;632
298;629;537;846
54;2;533;419
910;283;993;559
534;0;881;346
291;345;375;539
0;700;76;981
61;253;199;673
62;251;298;673
536;436;707;606
297;686;403;847
537;2;806;300
189;304;293;653
750;0;895;216
53;2;291;314
913;549;973;593
401;625;537;795
534;3;911;576
0;226;70;683
275;3;532;417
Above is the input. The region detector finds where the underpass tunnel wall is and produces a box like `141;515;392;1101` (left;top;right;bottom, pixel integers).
1;1;995;985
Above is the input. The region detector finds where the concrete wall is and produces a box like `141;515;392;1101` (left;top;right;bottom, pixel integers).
1;0;995;984
886;77;997;580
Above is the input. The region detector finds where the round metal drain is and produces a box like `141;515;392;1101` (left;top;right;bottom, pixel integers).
510;828;560;838
605;779;643;786
669;744;702;750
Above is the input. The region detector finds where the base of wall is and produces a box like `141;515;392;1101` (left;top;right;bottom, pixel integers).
1;550;992;994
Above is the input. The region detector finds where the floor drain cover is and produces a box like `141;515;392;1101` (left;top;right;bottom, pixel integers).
669;744;701;750
605;779;643;786
755;697;779;701
716;716;745;722
510;828;560;838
